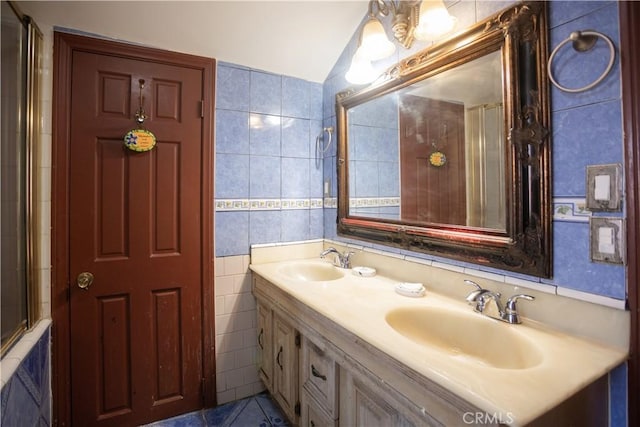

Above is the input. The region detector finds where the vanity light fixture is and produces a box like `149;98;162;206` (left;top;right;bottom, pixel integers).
414;0;457;41
345;47;379;85
345;0;456;85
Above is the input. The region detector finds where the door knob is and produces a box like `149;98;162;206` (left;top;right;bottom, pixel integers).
77;272;94;290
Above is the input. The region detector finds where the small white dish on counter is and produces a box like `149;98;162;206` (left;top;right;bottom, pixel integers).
395;282;425;297
352;266;377;277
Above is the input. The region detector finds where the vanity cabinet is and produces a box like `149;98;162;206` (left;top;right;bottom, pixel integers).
253;274;487;427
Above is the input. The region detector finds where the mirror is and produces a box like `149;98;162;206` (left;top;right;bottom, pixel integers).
336;1;551;277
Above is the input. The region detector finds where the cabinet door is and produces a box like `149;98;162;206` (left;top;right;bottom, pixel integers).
256;300;273;390
340;370;410;427
273;311;299;423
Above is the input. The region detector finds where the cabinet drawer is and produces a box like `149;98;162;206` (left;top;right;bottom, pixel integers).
301;389;338;427
301;337;339;419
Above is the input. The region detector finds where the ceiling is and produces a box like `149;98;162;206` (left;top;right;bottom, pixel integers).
17;1;369;83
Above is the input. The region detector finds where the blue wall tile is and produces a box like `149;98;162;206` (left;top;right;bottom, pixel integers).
282;118;310;158
309;158;324;198
610;363;627;427
250;211;282;245
552;100;623;196
215;154;249;199
249;114;281;156
281;158;309;198
548;1;613;29
216;110;249;154
215;211;249;256
310;82;324;121
216;64;250;112
281;210;310;242
323;208;338;239
282;76;310;119
544;221;625;299
310;209;324;239
250;71;282;115
1;327;50;427
249;156;281;199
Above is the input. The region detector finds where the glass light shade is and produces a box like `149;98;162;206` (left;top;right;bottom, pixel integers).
359;17;396;61
414;0;456;41
345;48;378;85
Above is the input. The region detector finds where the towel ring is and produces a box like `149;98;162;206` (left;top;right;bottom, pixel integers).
316;126;334;154
548;30;615;93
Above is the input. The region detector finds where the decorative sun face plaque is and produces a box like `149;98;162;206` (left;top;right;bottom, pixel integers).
124;128;156;152
429;151;447;167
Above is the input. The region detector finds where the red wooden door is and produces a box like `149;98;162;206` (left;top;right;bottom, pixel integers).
400;95;466;224
68;50;206;426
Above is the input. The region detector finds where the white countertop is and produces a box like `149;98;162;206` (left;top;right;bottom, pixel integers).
250;258;628;426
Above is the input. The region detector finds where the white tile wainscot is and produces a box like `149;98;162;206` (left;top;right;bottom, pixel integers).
250;241;628;426
214;255;264;404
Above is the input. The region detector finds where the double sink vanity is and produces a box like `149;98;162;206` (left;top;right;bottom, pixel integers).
248;4;627;425
250;241;628;427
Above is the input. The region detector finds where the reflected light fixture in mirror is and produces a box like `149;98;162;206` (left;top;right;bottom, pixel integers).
346;0;456;84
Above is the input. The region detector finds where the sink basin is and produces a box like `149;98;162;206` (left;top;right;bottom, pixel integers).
278;261;344;282
385;306;543;369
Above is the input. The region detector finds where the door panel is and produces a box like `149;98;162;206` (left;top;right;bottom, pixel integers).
68;50;205;426
400;95;466;224
98;294;132;418
151;142;181;255
152;288;182;403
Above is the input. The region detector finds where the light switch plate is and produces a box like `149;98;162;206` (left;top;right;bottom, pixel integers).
323;178;331;198
586;164;622;211
589;217;625;264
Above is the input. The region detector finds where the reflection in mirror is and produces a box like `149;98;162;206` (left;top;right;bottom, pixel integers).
347;50;505;230
337;1;551;278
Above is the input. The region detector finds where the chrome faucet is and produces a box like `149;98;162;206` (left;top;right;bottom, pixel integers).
320;247;355;269
464;280;534;324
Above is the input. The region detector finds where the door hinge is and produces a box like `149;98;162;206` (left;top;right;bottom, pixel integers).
295;401;301;416
200;100;205;118
295;333;301;348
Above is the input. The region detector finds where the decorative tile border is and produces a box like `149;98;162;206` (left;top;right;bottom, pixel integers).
217;197;591;221
349;197;400;208
215;198;323;212
324;197;337;208
553;197;591;222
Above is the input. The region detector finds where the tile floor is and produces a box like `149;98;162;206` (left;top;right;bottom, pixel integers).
143;392;289;427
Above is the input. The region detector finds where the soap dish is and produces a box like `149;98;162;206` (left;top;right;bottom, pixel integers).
352;266;377;277
395;282;425;297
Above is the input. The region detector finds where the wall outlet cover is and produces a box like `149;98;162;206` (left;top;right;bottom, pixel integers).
586;164;622;212
589;217;625;264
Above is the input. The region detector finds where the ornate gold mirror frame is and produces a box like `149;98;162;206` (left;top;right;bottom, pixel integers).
336;2;551;277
